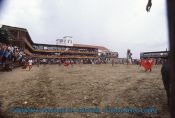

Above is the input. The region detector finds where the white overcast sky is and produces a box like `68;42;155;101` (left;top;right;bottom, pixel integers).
0;0;169;59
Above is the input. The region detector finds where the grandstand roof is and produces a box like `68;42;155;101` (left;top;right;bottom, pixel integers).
1;25;34;44
74;44;109;51
1;25;109;50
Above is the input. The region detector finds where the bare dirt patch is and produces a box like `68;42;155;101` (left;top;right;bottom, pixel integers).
0;64;170;118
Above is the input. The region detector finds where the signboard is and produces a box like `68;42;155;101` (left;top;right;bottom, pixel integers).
56;36;73;46
44;46;48;50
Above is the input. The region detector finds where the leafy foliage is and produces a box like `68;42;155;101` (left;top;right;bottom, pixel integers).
0;27;11;44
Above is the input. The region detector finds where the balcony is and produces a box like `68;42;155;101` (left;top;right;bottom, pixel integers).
32;55;98;59
33;49;98;55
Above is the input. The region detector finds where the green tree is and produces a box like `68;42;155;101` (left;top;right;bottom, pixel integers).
0;27;11;44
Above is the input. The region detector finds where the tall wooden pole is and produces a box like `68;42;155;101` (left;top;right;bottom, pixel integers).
167;0;175;117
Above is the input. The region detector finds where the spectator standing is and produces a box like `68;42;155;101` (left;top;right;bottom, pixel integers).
28;58;33;71
112;58;115;66
127;49;132;65
36;58;40;67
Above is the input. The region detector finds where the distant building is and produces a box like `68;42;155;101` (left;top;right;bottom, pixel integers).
73;44;110;56
73;44;119;63
140;51;169;59
101;51;118;63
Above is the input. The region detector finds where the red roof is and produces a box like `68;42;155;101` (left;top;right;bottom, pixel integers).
74;44;109;51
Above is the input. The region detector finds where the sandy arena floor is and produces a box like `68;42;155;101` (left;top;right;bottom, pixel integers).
0;64;170;118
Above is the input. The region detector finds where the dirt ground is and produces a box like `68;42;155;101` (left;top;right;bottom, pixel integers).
0;64;170;118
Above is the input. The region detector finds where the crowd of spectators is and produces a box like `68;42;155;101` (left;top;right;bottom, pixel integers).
32;53;97;58
0;43;26;71
30;58;106;65
0;42;165;72
33;46;97;53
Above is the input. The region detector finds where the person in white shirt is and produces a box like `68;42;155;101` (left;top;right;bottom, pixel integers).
28;59;33;71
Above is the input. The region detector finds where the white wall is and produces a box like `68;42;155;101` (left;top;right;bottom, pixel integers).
56;36;73;46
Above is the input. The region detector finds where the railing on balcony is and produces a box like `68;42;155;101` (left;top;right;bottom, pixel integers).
32;55;98;59
33;49;98;54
